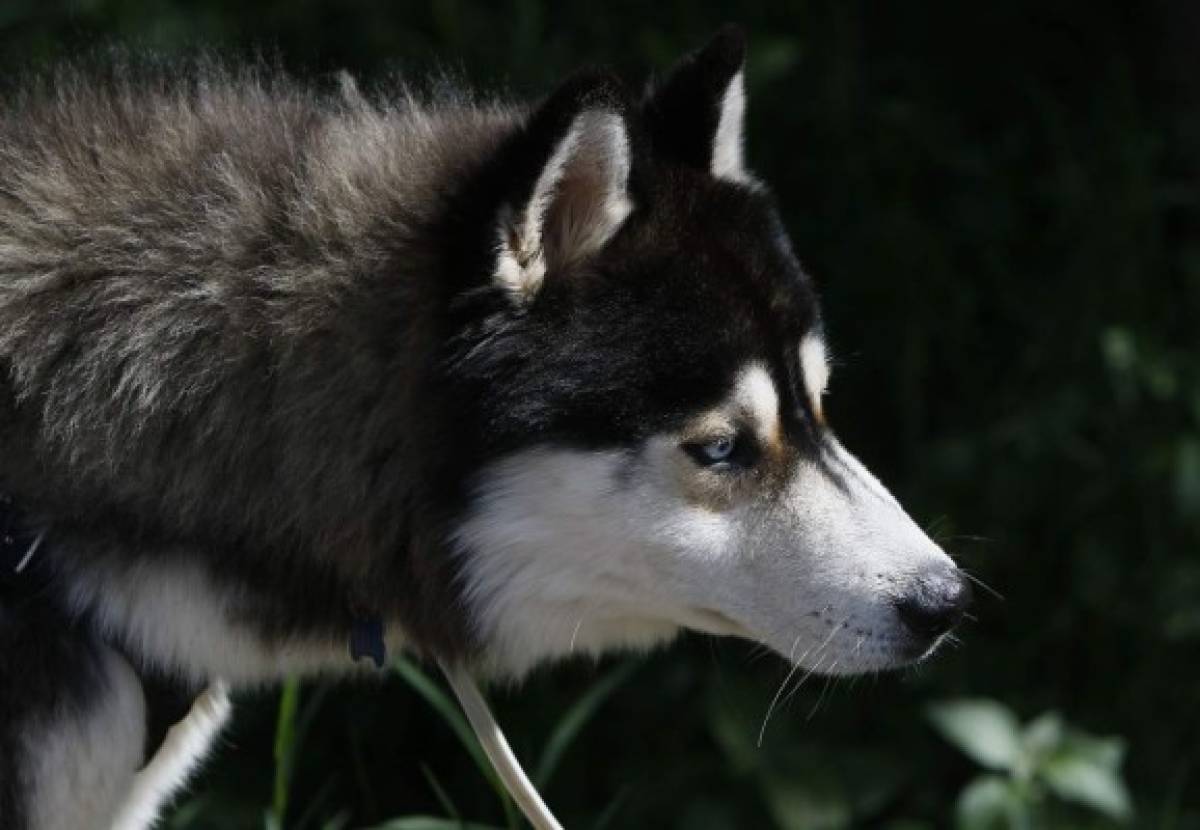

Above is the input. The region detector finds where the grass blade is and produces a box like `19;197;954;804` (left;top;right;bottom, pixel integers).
271;676;303;828
419;763;462;822
535;661;638;788
392;656;517;827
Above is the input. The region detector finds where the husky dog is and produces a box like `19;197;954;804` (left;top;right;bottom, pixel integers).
0;26;970;830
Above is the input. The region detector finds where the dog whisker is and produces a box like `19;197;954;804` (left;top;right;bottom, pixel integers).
757;635;806;748
943;534;996;545
568;618;583;654
806;668;838;721
756;623;844;747
779;620;846;711
959;568;1004;601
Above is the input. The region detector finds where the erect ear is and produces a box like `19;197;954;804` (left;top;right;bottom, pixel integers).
494;71;634;302
642;24;749;182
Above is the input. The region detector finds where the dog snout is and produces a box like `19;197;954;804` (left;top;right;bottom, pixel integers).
894;569;972;638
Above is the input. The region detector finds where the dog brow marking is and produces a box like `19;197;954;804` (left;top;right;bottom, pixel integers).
734;363;781;446
799;334;829;424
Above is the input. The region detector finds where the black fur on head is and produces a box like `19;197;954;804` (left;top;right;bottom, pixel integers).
439;26;821;467
642;24;749;174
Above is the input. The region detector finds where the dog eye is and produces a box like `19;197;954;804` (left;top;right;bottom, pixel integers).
701;436;735;462
683;434;754;469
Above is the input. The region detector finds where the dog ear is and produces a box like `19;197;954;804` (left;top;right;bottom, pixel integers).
642;24;749;182
493;70;634;302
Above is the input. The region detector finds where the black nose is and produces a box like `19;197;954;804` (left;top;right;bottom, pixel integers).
895;571;972;638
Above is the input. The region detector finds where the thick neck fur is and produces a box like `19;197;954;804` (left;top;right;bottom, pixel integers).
0;61;523;663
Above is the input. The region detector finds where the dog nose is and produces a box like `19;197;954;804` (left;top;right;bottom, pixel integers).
894;570;972;638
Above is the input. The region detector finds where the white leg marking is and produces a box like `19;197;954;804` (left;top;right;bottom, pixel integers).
110;682;232;830
22;648;145;830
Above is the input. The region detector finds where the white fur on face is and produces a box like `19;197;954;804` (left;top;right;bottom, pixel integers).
454;361;957;678
711;70;748;183
22;647;145;830
495;110;633;300
727;437;956;675
111;683;232;830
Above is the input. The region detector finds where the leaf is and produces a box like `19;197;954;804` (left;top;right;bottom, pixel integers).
1022;712;1063;757
761;769;851;830
1059;732;1126;772
706;697;760;776
1041;755;1133;820
319;812;351;830
955;775;1018;830
364;818;505;830
928;700;1023;772
1175;437;1200;519
535;660;637;787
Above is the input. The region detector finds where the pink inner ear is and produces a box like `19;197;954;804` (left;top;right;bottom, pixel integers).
540;112;632;269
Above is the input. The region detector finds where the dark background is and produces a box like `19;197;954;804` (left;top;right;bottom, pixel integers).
3;2;1197;828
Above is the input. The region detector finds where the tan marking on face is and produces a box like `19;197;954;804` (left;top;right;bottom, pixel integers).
673;364;796;511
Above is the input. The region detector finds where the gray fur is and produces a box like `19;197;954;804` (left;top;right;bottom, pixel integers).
0;59;522;654
0;60;537;826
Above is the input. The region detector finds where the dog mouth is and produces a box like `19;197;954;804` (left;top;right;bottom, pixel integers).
678;606;757;640
703;611;958;674
677;600;962;676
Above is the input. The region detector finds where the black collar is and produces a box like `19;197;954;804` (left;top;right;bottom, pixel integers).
350;617;387;668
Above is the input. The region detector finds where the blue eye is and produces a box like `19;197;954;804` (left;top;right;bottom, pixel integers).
684;434;752;469
701;436;735;463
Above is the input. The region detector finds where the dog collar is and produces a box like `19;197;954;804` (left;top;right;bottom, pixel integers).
350;616;387;668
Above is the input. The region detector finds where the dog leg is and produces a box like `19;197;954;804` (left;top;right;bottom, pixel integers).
0;603;147;830
110;682;232;830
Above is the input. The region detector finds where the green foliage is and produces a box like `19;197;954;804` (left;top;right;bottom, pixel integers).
6;2;1197;828
363;818;502;830
928;701;1132;828
391;658;517;829
927;701;1024;774
269;677;303;830
533;661;638;789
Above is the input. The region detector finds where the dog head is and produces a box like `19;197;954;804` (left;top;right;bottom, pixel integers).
446;27;970;677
